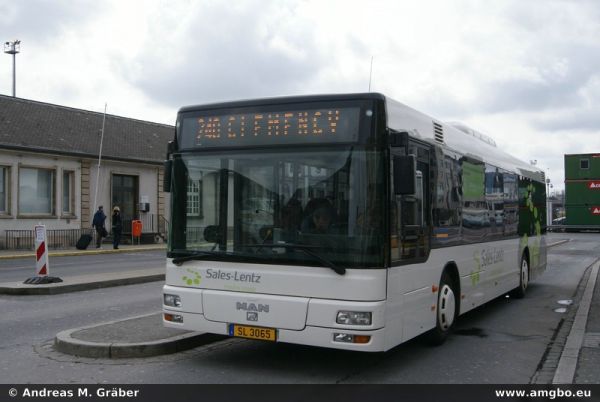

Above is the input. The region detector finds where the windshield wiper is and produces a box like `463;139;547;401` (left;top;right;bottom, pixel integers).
242;243;346;275
171;251;227;265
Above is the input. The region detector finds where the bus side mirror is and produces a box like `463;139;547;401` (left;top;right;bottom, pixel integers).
163;140;176;193
390;131;409;147
394;155;416;195
163;159;172;193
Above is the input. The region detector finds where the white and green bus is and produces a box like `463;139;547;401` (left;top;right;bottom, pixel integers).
162;93;547;351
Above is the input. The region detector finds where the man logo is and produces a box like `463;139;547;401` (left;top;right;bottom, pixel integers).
247;312;258;322
236;302;269;313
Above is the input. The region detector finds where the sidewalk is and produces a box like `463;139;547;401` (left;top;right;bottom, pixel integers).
572;260;600;384
0;243;166;260
54;313;224;358
0;243;166;295
536;257;600;385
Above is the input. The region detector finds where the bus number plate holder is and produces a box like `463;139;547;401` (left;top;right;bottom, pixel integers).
228;324;277;342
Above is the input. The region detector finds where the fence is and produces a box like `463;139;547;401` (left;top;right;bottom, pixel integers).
123;214;166;235
4;228;97;250
123;214;168;243
2;215;169;250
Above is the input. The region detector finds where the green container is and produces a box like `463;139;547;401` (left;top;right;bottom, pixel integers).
564;153;600;227
564;181;600;205
565;206;600;226
564;154;600;180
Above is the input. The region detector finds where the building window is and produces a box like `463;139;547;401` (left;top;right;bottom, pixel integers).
19;167;55;215
62;170;75;215
187;177;202;216
0;166;9;214
580;159;590;170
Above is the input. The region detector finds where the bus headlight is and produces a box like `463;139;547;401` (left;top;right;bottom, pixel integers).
164;313;184;323
336;311;372;325
164;294;182;307
333;333;371;344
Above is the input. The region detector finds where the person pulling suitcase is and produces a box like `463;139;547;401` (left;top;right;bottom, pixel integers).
92;206;107;248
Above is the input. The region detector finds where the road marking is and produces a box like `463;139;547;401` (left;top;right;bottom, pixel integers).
553;258;599;384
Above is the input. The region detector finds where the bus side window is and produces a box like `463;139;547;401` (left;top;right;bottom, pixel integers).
391;142;431;263
397;171;426;260
403;171;423;226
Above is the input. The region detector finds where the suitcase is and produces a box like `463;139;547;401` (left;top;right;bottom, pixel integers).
76;234;93;250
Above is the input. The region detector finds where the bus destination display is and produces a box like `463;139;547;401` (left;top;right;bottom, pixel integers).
181;107;360;148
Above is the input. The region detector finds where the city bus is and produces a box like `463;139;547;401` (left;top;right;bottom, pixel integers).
162;93;547;352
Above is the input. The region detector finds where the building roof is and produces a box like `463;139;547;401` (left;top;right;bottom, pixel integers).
0;95;174;164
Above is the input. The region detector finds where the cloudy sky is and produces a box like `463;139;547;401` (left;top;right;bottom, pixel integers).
2;0;600;193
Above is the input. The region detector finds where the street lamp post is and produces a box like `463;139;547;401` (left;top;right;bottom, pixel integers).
546;177;553;225
4;39;20;97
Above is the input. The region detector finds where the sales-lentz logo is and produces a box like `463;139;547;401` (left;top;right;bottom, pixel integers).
206;269;261;283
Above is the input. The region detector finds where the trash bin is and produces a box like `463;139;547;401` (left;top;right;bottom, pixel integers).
132;220;142;244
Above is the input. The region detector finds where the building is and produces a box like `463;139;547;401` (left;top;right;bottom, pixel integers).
564;153;600;229
0;95;174;249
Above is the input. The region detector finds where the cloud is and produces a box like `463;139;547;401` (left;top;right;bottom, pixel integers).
530;72;600;132
122;0;327;108
472;1;600;116
0;0;101;42
478;45;600;114
534;107;600;132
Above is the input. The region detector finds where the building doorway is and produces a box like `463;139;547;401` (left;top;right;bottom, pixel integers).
112;174;138;233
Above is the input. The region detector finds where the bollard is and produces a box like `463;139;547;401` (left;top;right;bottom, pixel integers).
23;224;63;285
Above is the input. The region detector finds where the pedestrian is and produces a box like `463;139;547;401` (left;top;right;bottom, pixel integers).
92;206;107;248
111;206;123;250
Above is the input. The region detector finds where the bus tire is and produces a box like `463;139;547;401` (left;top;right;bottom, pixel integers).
427;272;458;345
511;254;529;299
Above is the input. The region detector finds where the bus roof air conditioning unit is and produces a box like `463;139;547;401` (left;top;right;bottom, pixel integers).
447;122;497;147
433;122;444;144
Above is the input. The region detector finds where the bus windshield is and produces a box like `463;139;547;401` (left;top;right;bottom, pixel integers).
169;147;385;269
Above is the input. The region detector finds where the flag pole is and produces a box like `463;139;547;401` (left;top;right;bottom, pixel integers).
368;56;374;92
92;103;107;217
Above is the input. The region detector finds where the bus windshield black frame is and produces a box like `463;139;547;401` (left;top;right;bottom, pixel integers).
176;98;380;151
168;145;386;269
168;96;392;270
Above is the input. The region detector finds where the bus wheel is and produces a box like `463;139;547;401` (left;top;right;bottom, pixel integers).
427;272;458;345
511;255;529;299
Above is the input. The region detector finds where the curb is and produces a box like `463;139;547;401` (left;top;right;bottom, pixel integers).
553;258;600;384
547;239;570;249
54;313;224;358
0;274;165;296
531;258;595;384
0;246;166;260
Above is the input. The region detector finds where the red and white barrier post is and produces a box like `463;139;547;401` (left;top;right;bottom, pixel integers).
35;225;49;276
24;224;62;285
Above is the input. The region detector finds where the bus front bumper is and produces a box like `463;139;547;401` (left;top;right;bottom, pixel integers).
163;310;387;352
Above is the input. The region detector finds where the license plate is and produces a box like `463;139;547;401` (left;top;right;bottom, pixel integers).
228;324;277;342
